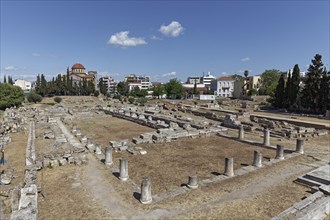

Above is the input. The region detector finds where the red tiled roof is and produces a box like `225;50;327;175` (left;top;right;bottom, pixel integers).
216;76;234;81
72;63;85;69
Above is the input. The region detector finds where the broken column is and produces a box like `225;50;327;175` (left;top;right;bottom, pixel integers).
86;137;94;151
187;175;198;189
263;128;270;146
238;125;244;140
105;146;113;165
252;151;262;167
296;138;304;154
119;158;129;181
95;144;102;155
224;157;234;177
140;176;152;204
276;145;284;160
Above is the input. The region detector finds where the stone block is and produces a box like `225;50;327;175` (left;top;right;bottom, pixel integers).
49;160;59;168
59;158;67;166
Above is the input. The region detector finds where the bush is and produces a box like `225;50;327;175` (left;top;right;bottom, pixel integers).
27;92;43;103
94;91;100;97
0;84;25;110
54;97;62;103
137;97;147;106
128;97;135;104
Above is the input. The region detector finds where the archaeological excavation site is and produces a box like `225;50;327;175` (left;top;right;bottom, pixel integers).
1;97;329;219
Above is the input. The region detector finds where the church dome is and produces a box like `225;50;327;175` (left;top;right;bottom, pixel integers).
72;63;85;69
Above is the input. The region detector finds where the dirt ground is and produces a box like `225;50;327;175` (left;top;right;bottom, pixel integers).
71;115;154;146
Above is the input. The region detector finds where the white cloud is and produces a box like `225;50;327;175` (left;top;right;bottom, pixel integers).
241;57;250;62
159;21;184;37
221;72;227;75
32;52;40;57
151;35;162;40
4;65;18;71
162;71;176;78
107;31;147;47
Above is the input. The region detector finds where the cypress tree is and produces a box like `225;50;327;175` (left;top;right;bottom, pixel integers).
301;54;324;112
4;75;7;84
40;74;47;96
273;73;286;108
319;70;330;113
289;64;301;109
35;75;41;94
284;72;291;108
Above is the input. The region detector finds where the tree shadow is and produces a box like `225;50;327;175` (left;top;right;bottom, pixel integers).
211;171;222;176
240;163;249;166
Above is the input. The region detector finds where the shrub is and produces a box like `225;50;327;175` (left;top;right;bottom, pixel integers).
0;84;25;110
94;91;100;97
54;97;62;103
137;97;147;106
27;92;43;103
128;97;135;104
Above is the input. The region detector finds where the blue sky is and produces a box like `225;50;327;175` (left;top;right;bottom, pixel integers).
1;0;329;82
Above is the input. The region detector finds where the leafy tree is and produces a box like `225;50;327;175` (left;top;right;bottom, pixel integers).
287;64;301;109
152;84;166;98
128;97;135;104
130;86;147;97
40;74;47;96
0;84;25;110
319;70;330;112
117;81;129;96
301;54;325;112
3;75;6;84
98;79;108;95
27;91;43;103
258;69;281;95
244;70;249;78
165;78;184;99
272;73;286;108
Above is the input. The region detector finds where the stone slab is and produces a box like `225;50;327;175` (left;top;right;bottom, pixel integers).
304;164;330;185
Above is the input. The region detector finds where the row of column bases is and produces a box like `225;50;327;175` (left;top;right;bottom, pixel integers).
102;137;304;205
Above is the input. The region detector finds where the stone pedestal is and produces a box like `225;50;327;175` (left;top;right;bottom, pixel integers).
252;151;262;167
72;125;77;134
119;158;129;181
224;157;234;177
276;145;284;160
75;128;82;138
140;176;152;204
296;138;304;154
187;175;198;189
263;129;270;146
238;125;244;140
105;146;113;165
95;144;102;155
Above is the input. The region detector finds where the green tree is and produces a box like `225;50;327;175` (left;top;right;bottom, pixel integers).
289;64;301;109
54;96;62;103
0;84;25;110
27;91;43;103
272;73;286;108
258;69;281;95
152;84;166;98
40;74;47;96
319;70;330;112
247;88;257;96
165;78;184;99
130;86;147;97
301;54;325;112
117;81;129;96
3;75;7;84
98;79;107;95
284;72;291;108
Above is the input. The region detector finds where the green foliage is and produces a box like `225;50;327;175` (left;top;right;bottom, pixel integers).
272;74;286;108
137;97;148;106
27;91;43;103
288;64;301;108
165;78;184;99
94;90;100;97
247;89;257;96
128;97;135;104
319;70;330;112
152;84;166;98
258;69;281;95
54;97;62;103
130;87;147;97
301;54;325;112
117;81;129;96
284;72;291;108
98;79;107;95
0;84;25;110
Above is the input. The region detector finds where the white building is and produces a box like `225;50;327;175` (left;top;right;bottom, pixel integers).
202;72;216;88
99;76;117;94
13;79;32;93
124;74;151;91
211;76;235;97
